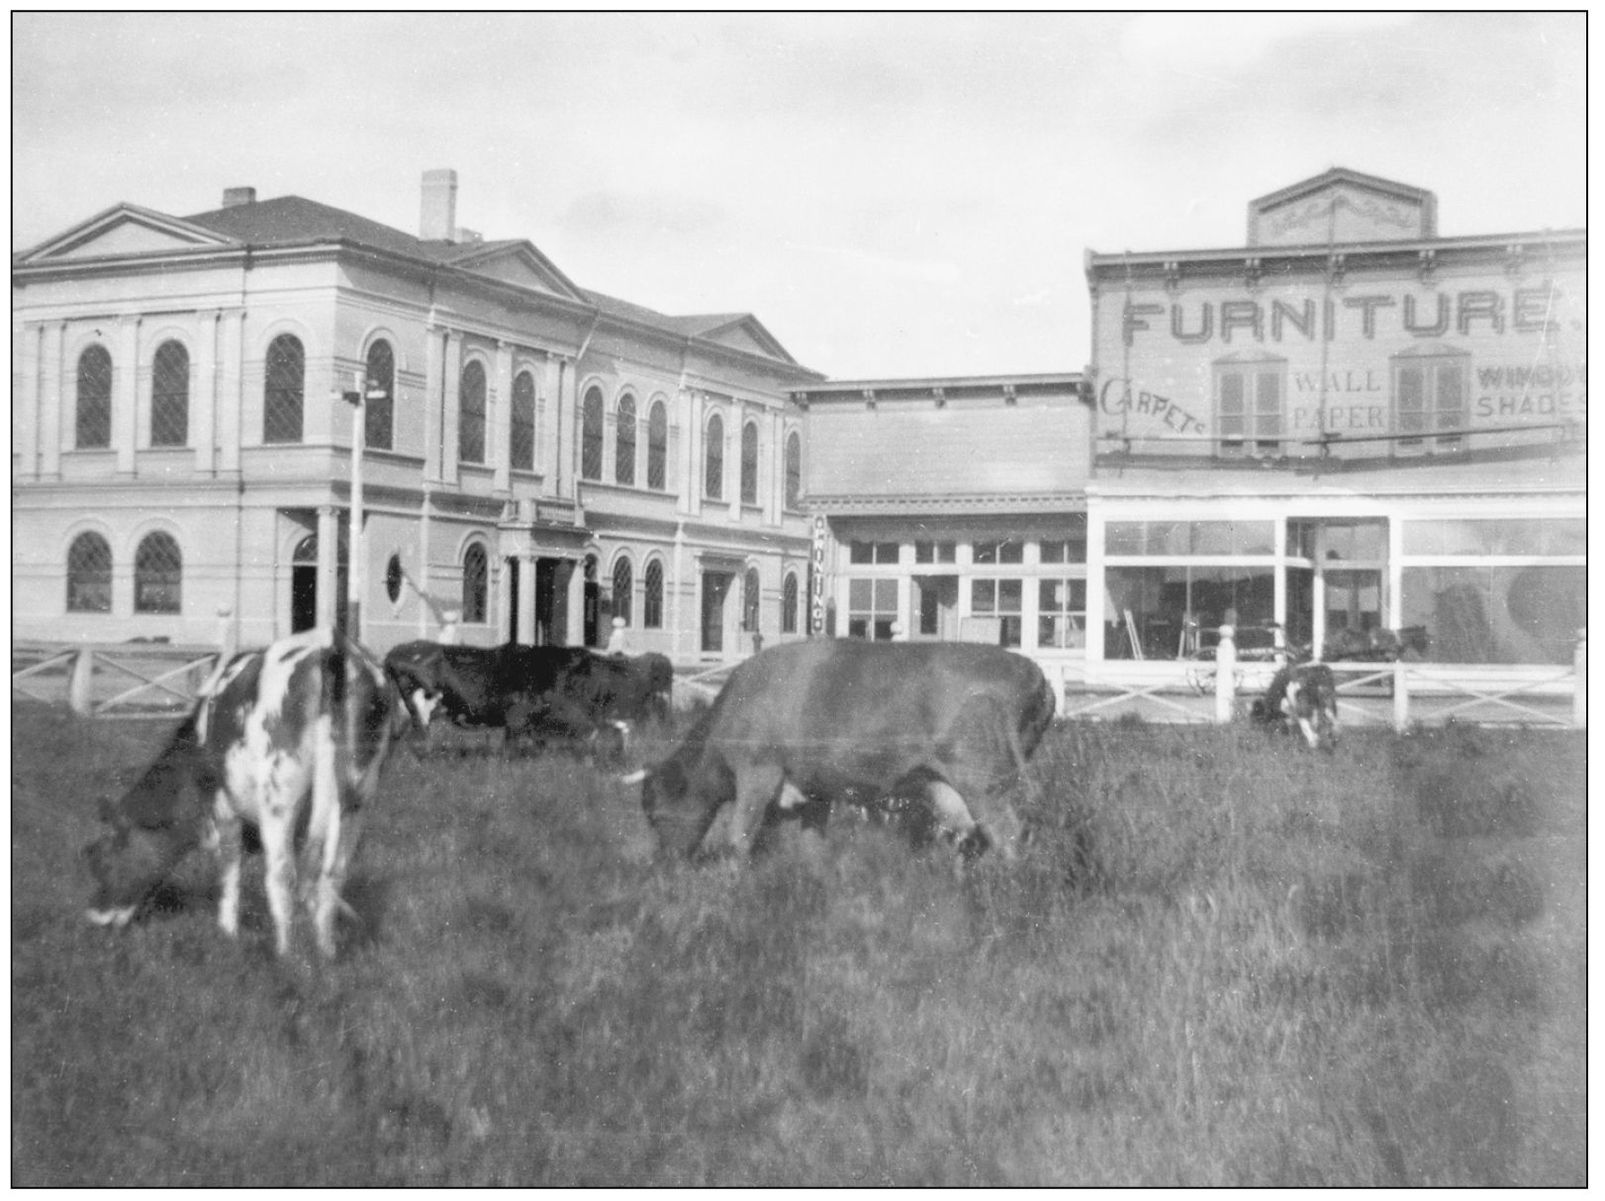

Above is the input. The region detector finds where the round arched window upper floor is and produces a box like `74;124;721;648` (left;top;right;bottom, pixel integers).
581;387;605;481
264;334;305;444
647;401;669;491
785;430;803;509
704;413;725;500
67;532;112;613
151;341;189;448
511;371;537;472
740;421;759;505
76;345;113;450
365;340;395;451
134;531;182;615
616;394;637;485
459;360;487;464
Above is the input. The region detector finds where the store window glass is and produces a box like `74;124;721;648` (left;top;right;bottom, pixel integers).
971;578;1023;648
1402;565;1582;665
848;578;898;640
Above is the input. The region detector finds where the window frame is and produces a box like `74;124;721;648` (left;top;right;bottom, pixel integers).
581;386;605;481
647;401;669;491
615;393;637;485
611;555;634;626
704;412;725;500
134;530;183;615
365;340;395;452
76;345;113;450
458;359;487;464
784;430;802;509
461;542;489;623
510;370;537;472
150;340;190;448
643;558;665;629
1214;356;1286;458
263;334;305;444
67;531;113;614
740;420;759;505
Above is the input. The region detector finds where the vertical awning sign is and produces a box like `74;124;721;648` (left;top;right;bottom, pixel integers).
809;515;828;635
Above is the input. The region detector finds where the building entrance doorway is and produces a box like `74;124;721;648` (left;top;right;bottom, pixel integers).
701;572;733;653
912;575;959;640
507;557;522;643
534;557;564;645
290;532;346;633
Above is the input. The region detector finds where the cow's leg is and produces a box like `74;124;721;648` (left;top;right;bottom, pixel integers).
726;763;786;854
300;712;345;959
259;802;298;956
214;804;245;939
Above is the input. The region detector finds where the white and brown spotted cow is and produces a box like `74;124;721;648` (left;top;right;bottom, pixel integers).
84;627;405;958
1252;662;1340;751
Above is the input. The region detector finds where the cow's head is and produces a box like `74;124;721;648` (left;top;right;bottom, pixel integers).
627;757;723;858
1280;667;1340;752
82;798;189;928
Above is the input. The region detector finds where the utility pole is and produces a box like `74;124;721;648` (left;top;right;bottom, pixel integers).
340;371;387;642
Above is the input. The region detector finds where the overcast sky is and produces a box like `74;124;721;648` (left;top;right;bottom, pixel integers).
11;12;1587;380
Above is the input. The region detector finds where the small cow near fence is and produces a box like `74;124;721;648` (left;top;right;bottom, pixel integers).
84;627;406;958
1251;662;1340;751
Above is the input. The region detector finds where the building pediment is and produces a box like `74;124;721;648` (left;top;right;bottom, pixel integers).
1248;168;1437;248
444;240;588;303
13;203;240;264
693;315;795;363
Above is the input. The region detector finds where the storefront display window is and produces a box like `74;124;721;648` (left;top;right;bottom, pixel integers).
971;578;1022;647
1401;566;1582;664
848;578;897;640
1039;578;1086;649
1104;565;1276;659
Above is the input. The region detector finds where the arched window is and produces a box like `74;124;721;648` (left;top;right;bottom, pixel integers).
581;386;604;480
151;341;189;447
785;430;802;509
76;345;112;449
510;371;536;472
365;340;394;451
459;360;486;464
615;394;637;485
461;543;488;623
67;532;112;613
742;567;761;633
643;559;664;629
134;531;182;614
740;421;759;505
647;401;668;490
704;413;724;500
611;556;633;626
264;334;305;443
782;571;799;634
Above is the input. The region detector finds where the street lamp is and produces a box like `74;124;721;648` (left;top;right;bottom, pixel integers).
339;371;389;642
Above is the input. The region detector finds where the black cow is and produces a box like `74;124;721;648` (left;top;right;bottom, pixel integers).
626;640;1056;863
384;641;673;756
84;628;406;958
1251;662;1340;751
1324;625;1429;662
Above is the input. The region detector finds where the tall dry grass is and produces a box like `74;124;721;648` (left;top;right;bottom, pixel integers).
10;703;1583;1185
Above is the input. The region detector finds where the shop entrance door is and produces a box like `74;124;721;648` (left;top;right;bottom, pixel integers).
912;575;959;640
702;572;732;653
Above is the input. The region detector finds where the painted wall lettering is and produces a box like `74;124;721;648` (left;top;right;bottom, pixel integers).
1098;377;1207;433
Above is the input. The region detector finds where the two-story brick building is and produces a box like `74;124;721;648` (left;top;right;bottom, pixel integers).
12;171;823;658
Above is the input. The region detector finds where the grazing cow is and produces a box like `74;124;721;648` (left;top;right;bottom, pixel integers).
1251;662;1340;751
626;640;1056;863
84;627;405;957
384;641;672;757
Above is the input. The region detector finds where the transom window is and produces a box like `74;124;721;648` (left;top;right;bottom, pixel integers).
134;531;182;614
1105;520;1275;557
459;360;487;464
264;334;305;444
365;340;395;451
1040;518;1088;564
150;341;189;448
849;541;900;565
67;532;112;613
510;371;537;471
76;345;112;449
914;540;956;564
973;538;1023;565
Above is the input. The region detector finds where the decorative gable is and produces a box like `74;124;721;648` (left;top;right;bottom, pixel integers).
444;241;587;302
14;203;239;264
693;316;796;364
1248;168;1437;248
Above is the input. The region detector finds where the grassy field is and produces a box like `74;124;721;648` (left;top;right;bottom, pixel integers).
11;701;1584;1186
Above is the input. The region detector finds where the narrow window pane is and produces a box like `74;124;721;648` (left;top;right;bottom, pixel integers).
151;341;189;447
581;387;604;480
616;395;637;485
647;402;668;490
704;414;724;499
264;335;305;444
462;544;488;622
67;532;112;613
76;346;113;449
365;341;395;451
134;532;182;614
459;361;486;464
643;559;664;628
740;422;759;504
612;557;633;625
510;372;536;471
785;431;801;508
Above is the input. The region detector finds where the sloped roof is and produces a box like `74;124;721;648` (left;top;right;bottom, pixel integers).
584;290;798;364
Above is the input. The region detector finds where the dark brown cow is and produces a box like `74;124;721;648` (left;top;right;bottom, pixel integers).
628;640;1056;863
84;627;406;957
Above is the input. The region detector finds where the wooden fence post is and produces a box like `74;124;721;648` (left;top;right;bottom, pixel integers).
1393;660;1409;731
1575;628;1587;729
440;609;461;645
68;647;94;716
1214;625;1236;723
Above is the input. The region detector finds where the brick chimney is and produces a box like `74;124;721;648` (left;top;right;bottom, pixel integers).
221;186;256;209
420;169;458;241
